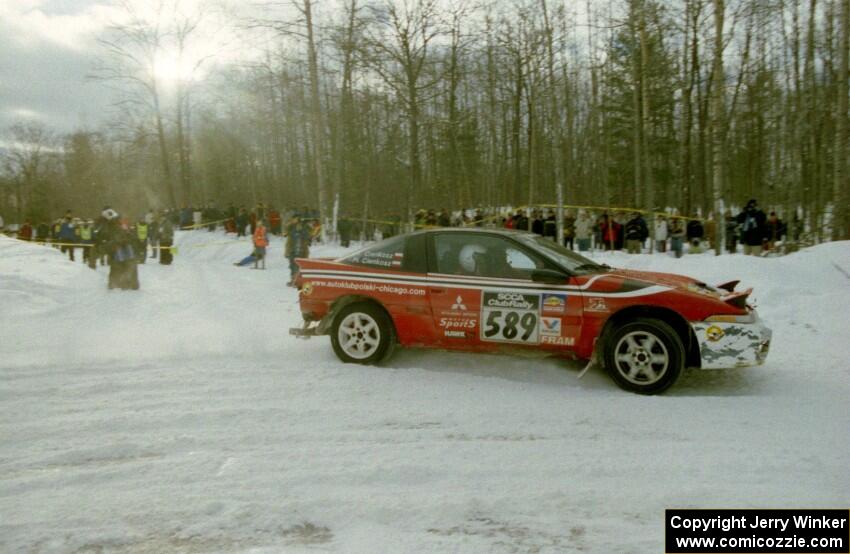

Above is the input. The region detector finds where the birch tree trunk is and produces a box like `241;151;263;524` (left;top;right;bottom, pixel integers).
303;0;328;239
835;0;849;239
711;0;725;254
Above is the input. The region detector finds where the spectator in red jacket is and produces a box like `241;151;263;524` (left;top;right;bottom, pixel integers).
269;208;282;235
18;220;33;241
599;214;620;250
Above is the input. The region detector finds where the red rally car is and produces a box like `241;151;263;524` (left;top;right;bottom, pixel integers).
290;228;771;394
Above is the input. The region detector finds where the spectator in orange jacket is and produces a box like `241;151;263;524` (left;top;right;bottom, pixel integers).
252;220;268;269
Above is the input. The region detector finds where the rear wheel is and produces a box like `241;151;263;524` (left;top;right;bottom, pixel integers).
602;318;684;394
331;302;395;364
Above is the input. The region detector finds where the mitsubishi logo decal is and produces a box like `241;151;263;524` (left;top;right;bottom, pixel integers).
451;295;467;311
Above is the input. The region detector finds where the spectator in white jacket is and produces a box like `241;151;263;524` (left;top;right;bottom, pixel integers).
574;211;593;252
654;215;668;253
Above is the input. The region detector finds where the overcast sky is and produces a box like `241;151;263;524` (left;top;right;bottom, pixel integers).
0;0;124;131
0;0;593;135
0;0;271;134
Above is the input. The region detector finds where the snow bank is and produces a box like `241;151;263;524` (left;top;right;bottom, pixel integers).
0;232;353;369
1;233;848;553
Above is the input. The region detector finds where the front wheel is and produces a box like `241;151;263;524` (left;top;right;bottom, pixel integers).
330;302;395;364
602;318;684;394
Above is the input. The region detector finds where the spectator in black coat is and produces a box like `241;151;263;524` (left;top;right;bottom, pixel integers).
686;218;704;246
736;199;767;255
531;210;544;235
543;210;557;241
624;213;649;254
514;210;529;231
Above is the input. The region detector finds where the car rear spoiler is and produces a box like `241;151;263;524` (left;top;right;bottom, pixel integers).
721;287;752;309
716;279;740;292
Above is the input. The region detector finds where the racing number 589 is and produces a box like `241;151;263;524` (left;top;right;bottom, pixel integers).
483;310;537;342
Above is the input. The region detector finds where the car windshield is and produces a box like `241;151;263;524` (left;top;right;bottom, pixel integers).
516;234;607;274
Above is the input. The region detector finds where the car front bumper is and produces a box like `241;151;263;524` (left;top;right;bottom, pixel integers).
691;313;772;369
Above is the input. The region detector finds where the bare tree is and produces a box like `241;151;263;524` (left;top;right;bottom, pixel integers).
365;0;442;224
1;123;58;221
93;0;177;207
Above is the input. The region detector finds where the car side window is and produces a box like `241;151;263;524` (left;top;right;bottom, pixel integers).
341;236;407;270
433;234;544;279
505;247;536;270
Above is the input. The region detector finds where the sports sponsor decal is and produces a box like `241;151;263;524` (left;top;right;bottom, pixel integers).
444;330;466;338
310;279;426;296
481;290;540;344
540;317;561;336
540;335;575;346
585;297;609;312
439;317;476;330
541;293;566;314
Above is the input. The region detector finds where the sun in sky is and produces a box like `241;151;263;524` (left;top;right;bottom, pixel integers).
150;51;197;87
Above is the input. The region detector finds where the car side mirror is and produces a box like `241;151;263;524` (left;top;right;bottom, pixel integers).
531;268;569;284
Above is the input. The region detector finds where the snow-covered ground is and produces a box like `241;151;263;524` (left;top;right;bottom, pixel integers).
1;231;848;553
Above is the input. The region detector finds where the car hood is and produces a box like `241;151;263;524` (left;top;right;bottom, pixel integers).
606;268;725;298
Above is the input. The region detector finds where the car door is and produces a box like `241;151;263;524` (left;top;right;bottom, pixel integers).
426;232;583;353
336;233;439;348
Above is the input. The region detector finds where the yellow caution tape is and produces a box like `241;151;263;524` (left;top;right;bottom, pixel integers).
534;204;705;221
23;240;94;248
179;217;232;230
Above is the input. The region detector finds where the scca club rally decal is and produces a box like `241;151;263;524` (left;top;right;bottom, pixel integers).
481;290;541;344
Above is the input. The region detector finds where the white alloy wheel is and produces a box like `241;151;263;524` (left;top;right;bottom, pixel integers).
337;312;382;360
613;330;670;386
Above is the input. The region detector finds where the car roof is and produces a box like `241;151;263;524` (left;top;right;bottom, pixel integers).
410;227;536;239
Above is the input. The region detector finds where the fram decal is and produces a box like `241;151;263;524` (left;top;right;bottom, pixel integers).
541;293;566;313
540;317;561;336
540;335;575;346
586;297;609;312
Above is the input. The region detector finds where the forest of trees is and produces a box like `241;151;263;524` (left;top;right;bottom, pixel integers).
1;0;848;242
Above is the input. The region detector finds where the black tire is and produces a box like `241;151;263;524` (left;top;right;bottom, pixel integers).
330;302;395;364
602;317;684;395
